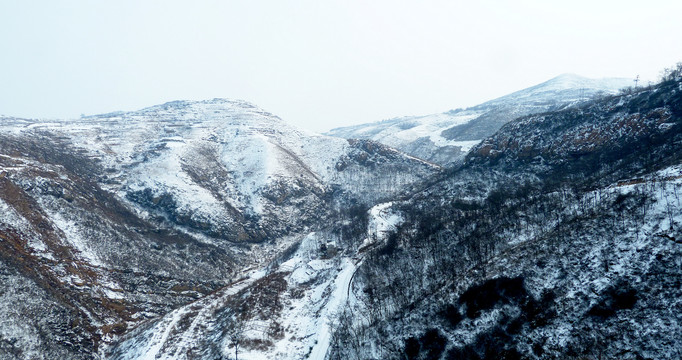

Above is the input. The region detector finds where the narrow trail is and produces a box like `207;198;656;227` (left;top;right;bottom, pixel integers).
307;258;358;360
307;201;400;359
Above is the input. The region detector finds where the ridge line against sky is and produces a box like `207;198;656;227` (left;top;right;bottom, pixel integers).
1;0;681;132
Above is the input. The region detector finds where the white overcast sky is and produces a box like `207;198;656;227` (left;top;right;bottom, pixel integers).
1;1;681;132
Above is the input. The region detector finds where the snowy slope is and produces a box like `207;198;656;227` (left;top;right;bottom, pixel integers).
1;99;438;244
327;74;632;165
0;99;439;359
337;164;682;360
109;200;403;360
326;76;682;359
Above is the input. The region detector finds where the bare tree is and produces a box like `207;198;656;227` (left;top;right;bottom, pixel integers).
219;315;246;360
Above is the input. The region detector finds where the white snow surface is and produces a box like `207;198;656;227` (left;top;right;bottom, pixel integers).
449;140;482;152
328;110;484;151
306;258;357;360
366;202;403;246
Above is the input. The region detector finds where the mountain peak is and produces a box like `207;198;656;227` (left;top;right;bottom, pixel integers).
552;72;586;80
547;73;588;84
114;97;262;116
148;98;255;110
537;73;633;92
78;98;283;127
477;74;633;108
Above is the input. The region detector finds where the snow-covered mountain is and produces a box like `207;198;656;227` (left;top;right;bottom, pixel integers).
1;99;439;243
0;99;439;359
325;72;682;359
327;74;633;165
1;69;681;360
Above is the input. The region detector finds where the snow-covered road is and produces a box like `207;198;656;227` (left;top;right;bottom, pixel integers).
307;202;401;359
307;258;358;359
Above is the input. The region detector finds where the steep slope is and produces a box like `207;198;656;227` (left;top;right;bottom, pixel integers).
3;100;437;241
327;74;632;165
3;70;677;359
0;100;439;359
327;74;682;359
0;134;229;359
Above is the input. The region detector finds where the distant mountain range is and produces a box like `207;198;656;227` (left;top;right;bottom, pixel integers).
327;74;633;165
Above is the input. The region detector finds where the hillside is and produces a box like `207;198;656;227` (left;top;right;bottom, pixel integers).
0;99;438;359
327;72;682;359
327;74;632;166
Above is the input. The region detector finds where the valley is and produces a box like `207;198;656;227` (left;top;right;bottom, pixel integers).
1;70;681;359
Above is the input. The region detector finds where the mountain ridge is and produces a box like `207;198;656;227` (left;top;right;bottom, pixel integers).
327;74;633;166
